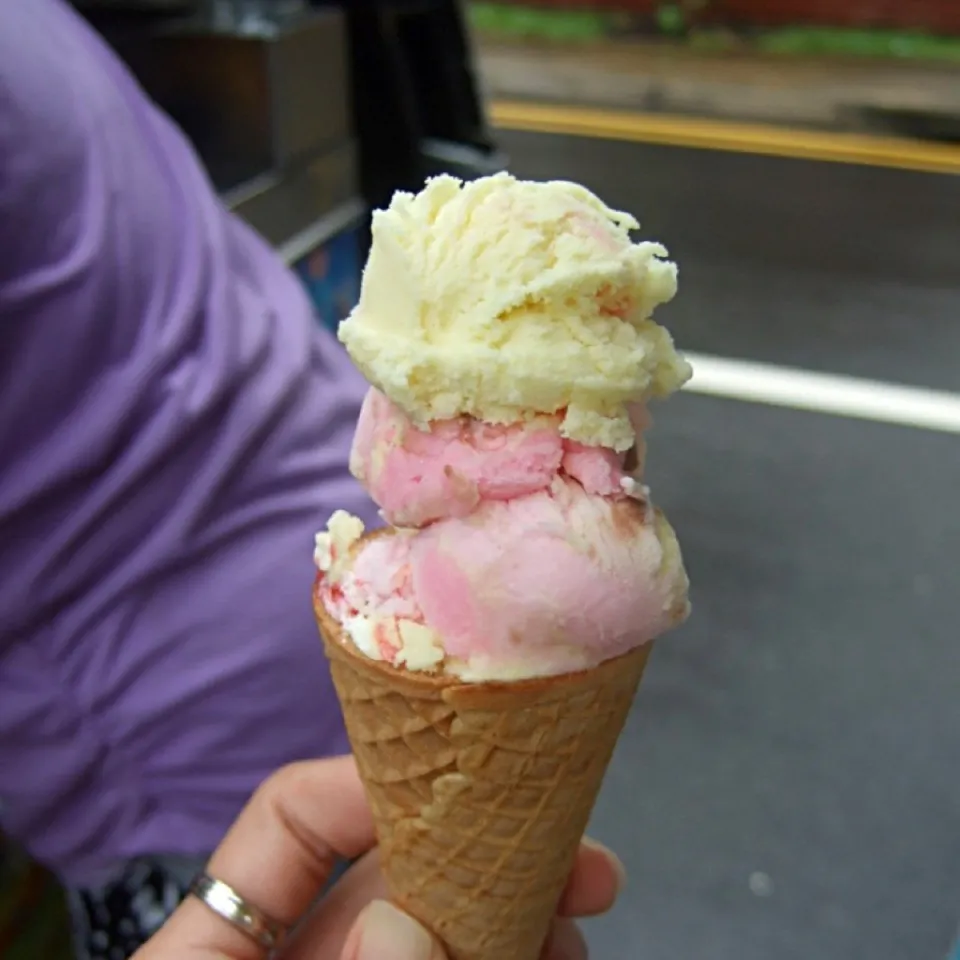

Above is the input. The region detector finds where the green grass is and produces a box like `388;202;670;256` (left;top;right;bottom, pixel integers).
469;3;960;63
468;3;618;42
753;26;960;62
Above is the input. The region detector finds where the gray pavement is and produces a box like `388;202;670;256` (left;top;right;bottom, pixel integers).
499;129;960;960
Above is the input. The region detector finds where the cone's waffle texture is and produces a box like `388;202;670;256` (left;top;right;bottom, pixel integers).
314;578;652;960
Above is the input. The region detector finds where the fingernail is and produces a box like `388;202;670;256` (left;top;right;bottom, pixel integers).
582;836;628;892
356;900;436;960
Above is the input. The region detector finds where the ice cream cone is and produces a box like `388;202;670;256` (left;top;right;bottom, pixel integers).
314;566;653;960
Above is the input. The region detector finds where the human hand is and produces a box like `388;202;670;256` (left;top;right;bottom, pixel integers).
134;756;626;960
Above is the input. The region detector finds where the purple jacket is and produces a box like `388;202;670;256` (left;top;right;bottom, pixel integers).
0;0;377;886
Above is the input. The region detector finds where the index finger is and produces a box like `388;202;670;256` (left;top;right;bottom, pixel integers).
140;755;375;960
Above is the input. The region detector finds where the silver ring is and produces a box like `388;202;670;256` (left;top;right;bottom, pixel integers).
189;873;288;953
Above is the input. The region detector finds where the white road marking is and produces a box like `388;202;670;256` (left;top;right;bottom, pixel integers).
683;352;960;434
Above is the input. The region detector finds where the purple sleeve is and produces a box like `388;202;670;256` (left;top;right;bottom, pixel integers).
0;0;376;883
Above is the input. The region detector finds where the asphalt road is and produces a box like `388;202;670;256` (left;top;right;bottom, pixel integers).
499;129;960;960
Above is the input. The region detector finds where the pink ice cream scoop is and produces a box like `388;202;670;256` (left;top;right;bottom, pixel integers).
350;388;647;527
328;478;688;680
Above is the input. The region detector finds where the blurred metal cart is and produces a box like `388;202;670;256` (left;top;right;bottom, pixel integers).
77;0;504;330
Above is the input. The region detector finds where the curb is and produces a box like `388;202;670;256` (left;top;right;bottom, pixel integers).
476;38;960;139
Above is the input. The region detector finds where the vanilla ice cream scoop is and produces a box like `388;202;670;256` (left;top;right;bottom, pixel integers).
338;172;691;451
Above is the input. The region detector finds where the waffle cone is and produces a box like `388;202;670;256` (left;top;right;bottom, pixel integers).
314;552;653;960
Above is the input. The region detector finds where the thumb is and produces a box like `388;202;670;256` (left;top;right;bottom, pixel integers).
341;901;448;960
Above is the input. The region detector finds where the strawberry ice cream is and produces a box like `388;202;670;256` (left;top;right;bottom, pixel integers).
350;387;648;527
317;479;687;680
